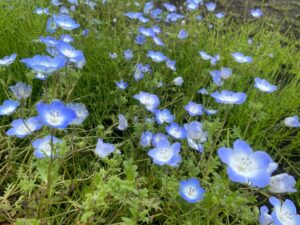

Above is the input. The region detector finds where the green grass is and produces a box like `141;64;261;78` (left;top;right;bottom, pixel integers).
0;0;299;224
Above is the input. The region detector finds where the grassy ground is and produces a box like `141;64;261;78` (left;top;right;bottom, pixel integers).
0;0;299;224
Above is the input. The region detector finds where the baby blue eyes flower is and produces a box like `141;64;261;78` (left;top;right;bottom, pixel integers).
152;133;169;147
152;36;165;47
284;116;300;128
33;7;50;15
148;140;182;167
67;103;89;125
9;82;32;100
215;12;225;19
117;114;128;131
51;0;62;6
124;12;143;20
166;13;184;23
269;197;300;225
178;29;188;40
40;36;58;47
150;8;162;19
269;173;297;193
184;121;207;152
0;53;17;67
198;88;209;95
0;100;20;116
250;8;263;18
254;78;277;93
211;90;247;105
154;109;174;124
210;68;232;86
166;60;176;71
6;117;43;138
173;76;184;86
185;102;203;116
36;100;76;129
95;138;115;158
134;92;160;112
139;27;156;37
21;55;67;75
53;14;80;30
186;0;202;10
60;34;74;43
231;52;253;63
140;131;153;147
163;3;177;12
152;25;161;34
166;122;186;139
144;1;154;14
199;51;220;65
123;49;133;60
109;52;118;59
46;17;58;33
32;135;63;158
179;178;205;203
147;50;168;63
217;139;278;187
259;206;273;225
136;34;146;45
115;80;128;90
205;2;216;11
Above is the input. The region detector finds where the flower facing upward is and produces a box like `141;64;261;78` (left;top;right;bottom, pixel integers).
115;80;128;90
0;100;19;116
133;92;160;112
32;135;63;158
147;50;168;62
6;117;43;138
250;8;263;18
184;101;203;116
217;139;278;187
284;116;300;128
148;140;181;167
154;109;174;125
269;197;300;225
211;90;247;104
165;122;186;139
179;178;205;203
9;82;32;100
36;100;76;129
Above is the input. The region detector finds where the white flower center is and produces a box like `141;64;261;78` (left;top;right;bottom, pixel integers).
159;148;172;161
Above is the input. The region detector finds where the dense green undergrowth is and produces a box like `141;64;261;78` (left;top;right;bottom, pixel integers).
0;0;299;224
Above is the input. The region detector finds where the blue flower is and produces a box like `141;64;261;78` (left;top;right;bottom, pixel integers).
9;82;32;100
166;60;176;71
117;114;128;131
220;67;232;79
147;50;168;62
0;53;17;67
53;14;80;30
6;117;43;138
95;138;115;158
133;92;160;111
135;34;146;45
269;197;300;225
152;36;165;47
152;133;169;147
33;7;50;15
166;122;186;139
154;109;174;124
67;103;89;125
60;34;74;43
109;52;118;59
186;0;202;10
211;90;247;104
51;0;62;6
185;102;203;116
152;25;161;34
115;79;128;90
199;51;219;65
284;116;300;128
217;139;278;187
166;13;184;23
139;27;155;37
215;12;225;19
140;131;153;147
254;78;277;93
40;36;58;47
197;88;209;95
210;70;223;86
32;135;63;158
0;100;20;116
204;108;218;115
46;17;58;33
123;49;133;60
36;100;76;129
179;178;205;203
21;55;67;75
138;16;149;24
269;173;297;193
150;8;162;19
184;121;207;153
178;29;188;40
134;64;145;81
259;206;273;225
250;8;263;18
205;2;216;11
148;140;181;167
144;1;154;14
231;52;252;63
124;12;143;19
60;6;69;14
163;3;177;12
173;76;184;86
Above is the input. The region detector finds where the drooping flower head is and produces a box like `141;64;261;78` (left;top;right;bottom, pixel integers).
140;131;153;147
179;178;205;203
9;82;32;100
32;135;63;158
269;173;297;193
217;139;278;187
0;100;20;116
95;138;115;158
148;139;181;167
36;100;76;129
6;117;43;138
117;114;128;131
211;90;247;105
67;103;89;125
